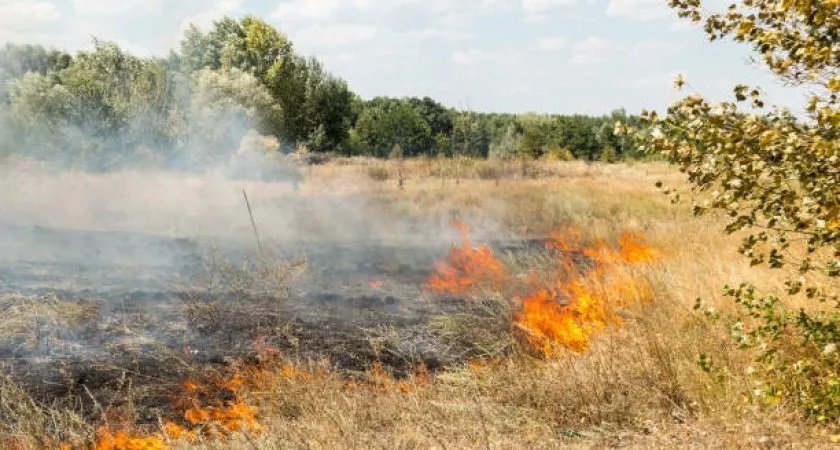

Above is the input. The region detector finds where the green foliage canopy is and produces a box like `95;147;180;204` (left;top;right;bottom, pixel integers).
625;0;839;422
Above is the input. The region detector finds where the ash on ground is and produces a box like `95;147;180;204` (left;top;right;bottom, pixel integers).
0;224;533;423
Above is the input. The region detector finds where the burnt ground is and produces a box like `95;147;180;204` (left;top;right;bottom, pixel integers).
0;224;542;424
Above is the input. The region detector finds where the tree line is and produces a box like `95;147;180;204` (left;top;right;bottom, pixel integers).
0;16;640;169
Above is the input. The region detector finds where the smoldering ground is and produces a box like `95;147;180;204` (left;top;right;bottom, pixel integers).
0;53;538;434
0;118;540;435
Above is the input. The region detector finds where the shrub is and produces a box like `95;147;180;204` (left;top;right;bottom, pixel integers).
544;146;574;162
366;165;389;181
599;146;617;163
474;162;501;180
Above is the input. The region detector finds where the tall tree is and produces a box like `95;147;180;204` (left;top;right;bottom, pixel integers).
355;97;433;156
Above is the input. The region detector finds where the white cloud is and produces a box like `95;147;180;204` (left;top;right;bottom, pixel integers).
271;0;343;22
0;0;61;45
73;0;164;16
535;36;567;51
401;0;515;27
570;36;615;68
630;40;681;59
521;0;578;22
179;0;243;32
293;24;379;48
411;0;515;15
270;0;414;22
0;0;60;29
633;70;686;88
336;52;356;63
404;28;474;42
451;49;508;66
606;0;670;21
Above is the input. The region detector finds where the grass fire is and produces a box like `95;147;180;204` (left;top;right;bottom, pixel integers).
1;158;834;449
425;220;507;295
516;231;659;355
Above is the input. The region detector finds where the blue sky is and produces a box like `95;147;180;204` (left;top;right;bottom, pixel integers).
0;0;809;114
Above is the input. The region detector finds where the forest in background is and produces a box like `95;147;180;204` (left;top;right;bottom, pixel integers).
0;16;640;170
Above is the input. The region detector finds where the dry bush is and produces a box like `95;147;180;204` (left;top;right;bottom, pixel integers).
180;251;304;334
0;374;91;449
472;161;503;181
0;294;99;352
429;296;518;360
365;165;389;182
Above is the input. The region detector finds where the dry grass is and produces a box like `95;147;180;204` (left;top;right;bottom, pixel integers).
238;158;828;448
0;294;99;354
3;158;836;449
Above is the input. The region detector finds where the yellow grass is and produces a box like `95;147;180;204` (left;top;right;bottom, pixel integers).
3;158;835;449
185;158;831;449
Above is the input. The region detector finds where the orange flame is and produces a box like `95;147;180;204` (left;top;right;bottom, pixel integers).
79;371;262;450
617;232;660;263
516;230;659;356
165;372;263;440
65;356;322;449
162;422;196;442
426;220;507;295
93;427;167;450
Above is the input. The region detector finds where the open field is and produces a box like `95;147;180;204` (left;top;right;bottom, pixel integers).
0;158;834;449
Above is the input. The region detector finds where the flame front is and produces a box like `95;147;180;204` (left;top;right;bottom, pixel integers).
426;220;507;295
516;230;660;356
93;428;167;450
426;222;660;356
165;372;263;440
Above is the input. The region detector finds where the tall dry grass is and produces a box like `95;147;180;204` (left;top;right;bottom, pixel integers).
2;159;835;449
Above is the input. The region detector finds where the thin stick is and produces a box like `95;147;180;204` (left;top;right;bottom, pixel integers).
242;189;263;253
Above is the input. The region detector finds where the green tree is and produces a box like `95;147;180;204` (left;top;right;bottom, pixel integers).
299;59;356;152
8;72;76;160
7;40;183;167
179;17;246;73
0;43;71;80
516;113;556;158
355;97;433;156
179;16;293;137
628;0;839;422
555;115;600;160
489;125;521;159
451;112;490;157
240;16;292;79
188;68;280;151
408;97;454;141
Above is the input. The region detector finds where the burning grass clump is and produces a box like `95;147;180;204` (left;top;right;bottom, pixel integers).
425;221;663;359
58;352;299;449
89;427;167;450
75;354;434;449
163;370;264;441
515;230;661;356
425;220;508;296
